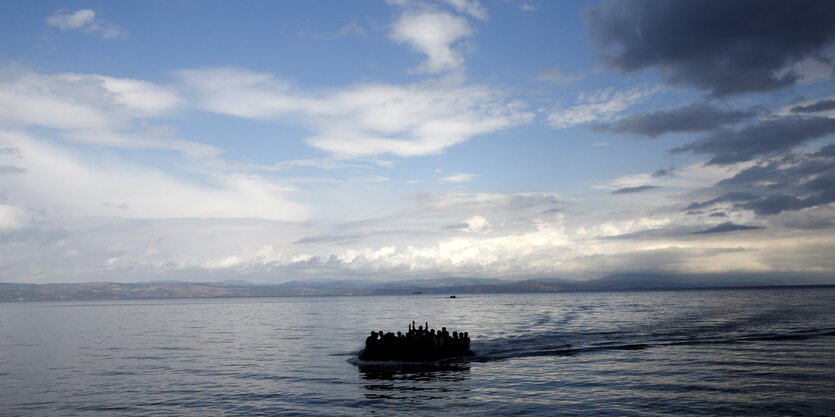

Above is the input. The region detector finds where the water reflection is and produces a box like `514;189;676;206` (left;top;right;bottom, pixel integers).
359;363;471;381
359;363;471;401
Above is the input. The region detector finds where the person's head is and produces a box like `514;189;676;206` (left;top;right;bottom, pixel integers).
452;331;458;338
464;332;468;337
441;327;446;332
396;331;402;337
370;331;376;336
418;326;423;331
430;329;435;334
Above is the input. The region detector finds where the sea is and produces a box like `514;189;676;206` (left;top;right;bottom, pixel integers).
1;287;834;416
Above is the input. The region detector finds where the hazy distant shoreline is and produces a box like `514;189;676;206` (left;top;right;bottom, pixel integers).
3;273;835;302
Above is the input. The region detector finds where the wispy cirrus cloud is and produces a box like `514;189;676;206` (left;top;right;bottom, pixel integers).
306;22;368;40
179;68;533;158
520;3;538;12
440;172;476;183
0;69;181;125
444;0;489;21
547;85;663;128
0;68;216;157
537;67;585;84
0;131;309;221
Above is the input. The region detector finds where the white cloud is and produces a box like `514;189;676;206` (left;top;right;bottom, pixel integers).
417;192;563;213
520;3;538;12
63;130;219;158
440;172;476;183
444;0;489;21
598;161;746;192
463;215;490;232
0;69;216;157
46;9;126;39
583;217;671;238
0;70;181;128
3;181;829;282
537;67;584;84
46;9;95;29
97;76;182;115
309;22;368;40
102;219;831;280
251;158;376;172
391;11;472;74
0;72;114;131
180;68;533;158
0;204;29;231
0;131;309;221
548;85;664;128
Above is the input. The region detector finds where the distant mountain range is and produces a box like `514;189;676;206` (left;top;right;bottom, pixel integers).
2;273;834;302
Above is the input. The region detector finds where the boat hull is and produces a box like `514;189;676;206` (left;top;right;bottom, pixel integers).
358;348;474;362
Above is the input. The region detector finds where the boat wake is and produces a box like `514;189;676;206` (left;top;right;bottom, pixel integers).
470;325;835;362
348;325;835;366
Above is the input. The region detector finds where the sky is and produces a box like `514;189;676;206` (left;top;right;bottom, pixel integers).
1;0;835;284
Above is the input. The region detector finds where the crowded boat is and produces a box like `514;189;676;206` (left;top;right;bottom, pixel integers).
359;321;473;362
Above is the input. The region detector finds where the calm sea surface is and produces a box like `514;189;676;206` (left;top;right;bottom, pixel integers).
1;287;834;416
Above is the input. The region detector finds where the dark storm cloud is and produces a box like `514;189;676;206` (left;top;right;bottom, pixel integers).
791;99;835;114
778;211;835;229
594;103;755;137
685;192;757;211
611;185;659;194
691;222;763;234
672;116;835;165
586;0;835;96
685;144;835;215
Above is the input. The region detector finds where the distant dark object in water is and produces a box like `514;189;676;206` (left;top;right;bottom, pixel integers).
359;321;473;362
412;291;422;294
449;295;457;298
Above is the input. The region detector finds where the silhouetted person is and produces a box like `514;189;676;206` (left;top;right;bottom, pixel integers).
451;331;460;353
365;331;378;350
383;332;396;355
